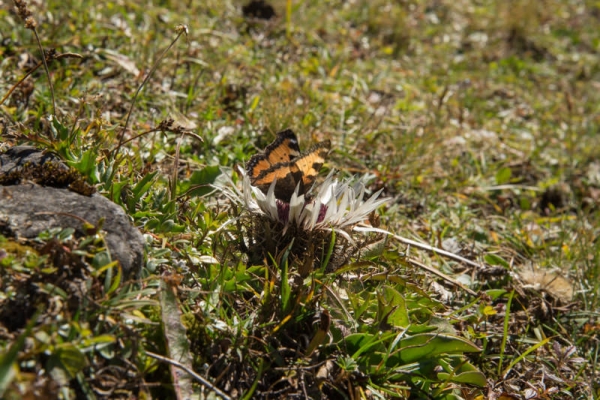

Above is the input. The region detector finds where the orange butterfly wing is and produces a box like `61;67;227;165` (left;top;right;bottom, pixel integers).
290;140;331;191
247;130;330;202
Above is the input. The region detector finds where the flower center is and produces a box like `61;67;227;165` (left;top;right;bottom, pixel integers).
317;204;328;223
276;200;290;224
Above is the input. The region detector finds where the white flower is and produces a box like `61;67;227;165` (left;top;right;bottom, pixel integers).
228;169;388;241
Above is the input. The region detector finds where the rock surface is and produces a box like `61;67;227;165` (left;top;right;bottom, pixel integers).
0;145;66;172
0;146;144;276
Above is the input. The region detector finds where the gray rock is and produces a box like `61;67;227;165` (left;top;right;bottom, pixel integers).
0;146;144;276
0;185;144;276
0;145;65;173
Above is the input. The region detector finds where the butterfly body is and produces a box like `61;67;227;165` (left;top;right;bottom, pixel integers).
246;129;331;202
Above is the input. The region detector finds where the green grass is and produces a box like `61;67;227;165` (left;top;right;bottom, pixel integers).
1;0;599;398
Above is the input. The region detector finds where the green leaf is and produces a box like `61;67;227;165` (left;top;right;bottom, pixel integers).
499;290;515;376
56;227;76;241
486;289;508;300
279;240;293;315
107;180;129;204
50;116;70;143
320;229;336;271
133;171;160;197
129;171;160;212
158;219;186;233
437;370;487;387
345;332;396;359
344;333;377;355
435;356;487;387
0;309;40;397
379;286;410;329
180;166;222;197
39;283;68;299
502;337;551;379
106;264;123;296
92;251;112;269
47;343;87;382
67;148;100;184
519;196;531;210
495;167;512;184
81;334;117;351
387;333;481;365
484;253;509;268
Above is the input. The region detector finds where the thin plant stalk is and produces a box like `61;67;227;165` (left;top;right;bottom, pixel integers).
13;0;56;115
498;289;515;376
0;53;81;108
113;25;188;158
146;351;232;400
31;30;56;116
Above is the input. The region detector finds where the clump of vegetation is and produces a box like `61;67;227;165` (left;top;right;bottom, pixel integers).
0;156;96;195
1;0;598;398
0;229;156;399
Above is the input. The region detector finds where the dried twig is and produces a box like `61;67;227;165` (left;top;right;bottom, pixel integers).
146;350;232;400
393;234;485;270
356;225;486;271
355;225;486;296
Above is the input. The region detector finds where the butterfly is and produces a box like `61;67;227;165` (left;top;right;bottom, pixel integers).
246;129;331;202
